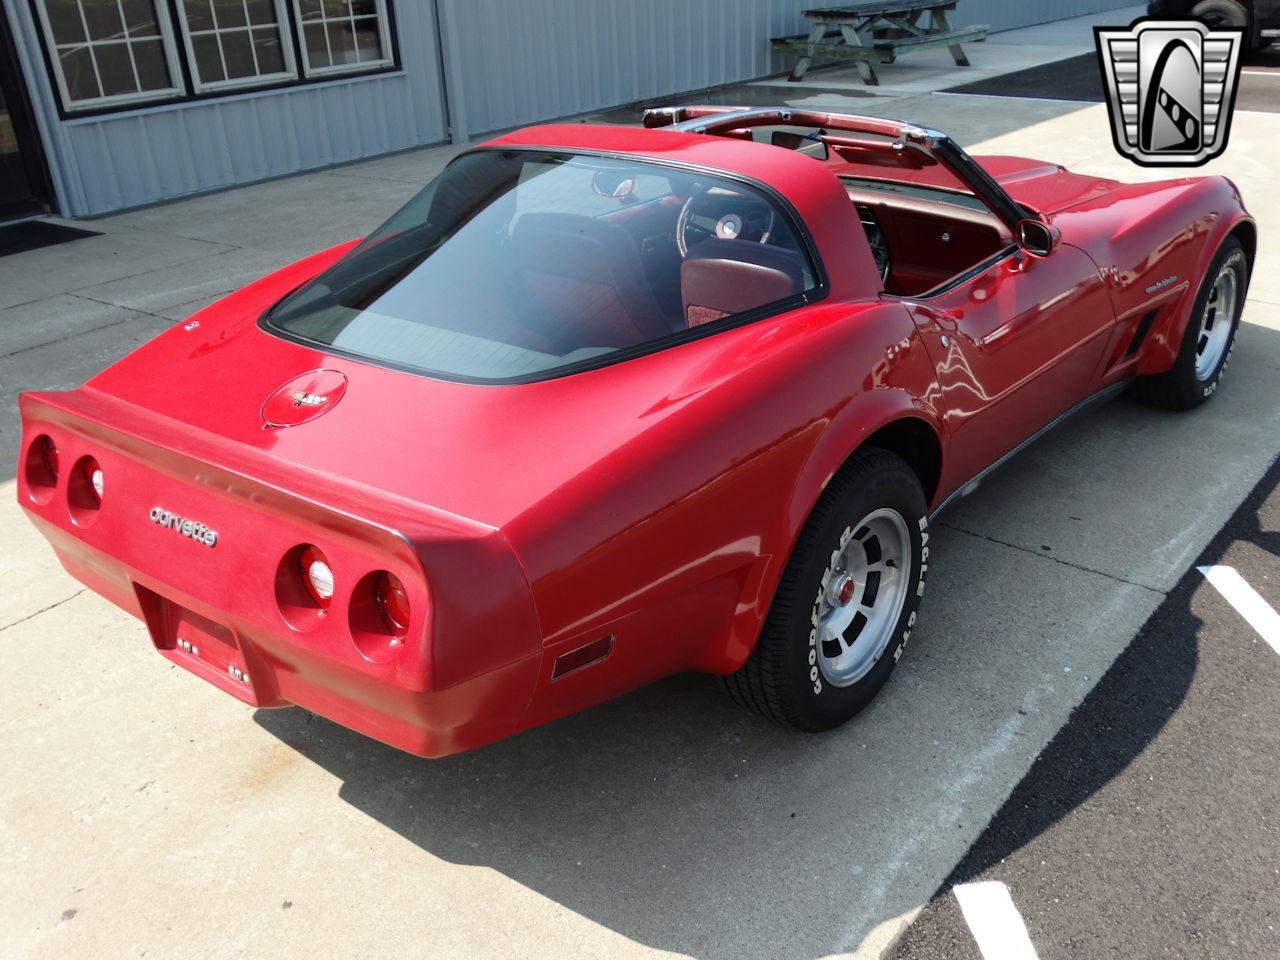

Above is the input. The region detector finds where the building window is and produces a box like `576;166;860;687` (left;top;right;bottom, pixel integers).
32;0;397;113
293;0;393;77
32;0;185;111
175;0;297;92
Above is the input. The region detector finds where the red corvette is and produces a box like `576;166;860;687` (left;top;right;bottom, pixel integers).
17;107;1254;758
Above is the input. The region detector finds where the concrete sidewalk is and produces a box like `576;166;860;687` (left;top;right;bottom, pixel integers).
2;20;1280;960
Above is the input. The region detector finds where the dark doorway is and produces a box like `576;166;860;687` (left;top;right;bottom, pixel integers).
0;9;53;221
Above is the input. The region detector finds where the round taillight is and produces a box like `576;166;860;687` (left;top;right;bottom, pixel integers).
38;436;59;478
274;545;331;631
300;546;334;608
375;572;410;641
349;570;414;663
24;435;59;504
68;455;103;525
77;458;102;505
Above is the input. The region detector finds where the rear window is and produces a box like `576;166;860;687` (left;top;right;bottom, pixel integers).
263;150;819;382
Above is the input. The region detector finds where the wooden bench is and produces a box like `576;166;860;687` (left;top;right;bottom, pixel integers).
772;1;989;86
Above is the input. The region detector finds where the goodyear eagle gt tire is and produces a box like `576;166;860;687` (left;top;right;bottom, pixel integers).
725;448;928;731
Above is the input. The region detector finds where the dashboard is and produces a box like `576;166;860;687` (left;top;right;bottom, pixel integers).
844;179;1011;296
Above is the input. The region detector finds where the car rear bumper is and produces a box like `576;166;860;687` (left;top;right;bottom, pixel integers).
17;388;544;759
33;516;542;756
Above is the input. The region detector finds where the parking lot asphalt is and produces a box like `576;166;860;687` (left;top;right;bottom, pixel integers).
2;20;1280;960
892;454;1280;960
942;48;1280;115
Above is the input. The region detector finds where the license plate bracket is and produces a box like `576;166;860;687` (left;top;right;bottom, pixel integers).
135;585;258;703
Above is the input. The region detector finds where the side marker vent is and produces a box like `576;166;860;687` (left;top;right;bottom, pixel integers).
1125;309;1160;358
552;634;615;680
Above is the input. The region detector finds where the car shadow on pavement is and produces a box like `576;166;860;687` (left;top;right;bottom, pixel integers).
254;671;842;958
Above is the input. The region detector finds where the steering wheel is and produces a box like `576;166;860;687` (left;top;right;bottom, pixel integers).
859;207;891;283
676;186;776;258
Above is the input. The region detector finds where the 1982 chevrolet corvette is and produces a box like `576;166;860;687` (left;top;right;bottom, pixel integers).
17;107;1255;758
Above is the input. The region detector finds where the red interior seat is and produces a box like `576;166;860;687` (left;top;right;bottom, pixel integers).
510;213;673;350
680;239;808;328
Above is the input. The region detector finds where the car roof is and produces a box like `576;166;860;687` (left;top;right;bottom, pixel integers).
480;123;884;299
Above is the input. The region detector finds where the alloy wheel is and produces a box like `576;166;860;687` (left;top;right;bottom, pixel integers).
815;507;912;687
1195;263;1239;380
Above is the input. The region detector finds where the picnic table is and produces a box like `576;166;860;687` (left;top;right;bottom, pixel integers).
773;1;989;86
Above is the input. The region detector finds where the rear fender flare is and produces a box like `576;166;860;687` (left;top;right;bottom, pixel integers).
705;389;946;673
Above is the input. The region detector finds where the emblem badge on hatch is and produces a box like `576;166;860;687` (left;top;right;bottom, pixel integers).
288;390;328;408
261;370;348;428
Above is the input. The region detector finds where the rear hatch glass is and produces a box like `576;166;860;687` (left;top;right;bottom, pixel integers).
263;149;819;382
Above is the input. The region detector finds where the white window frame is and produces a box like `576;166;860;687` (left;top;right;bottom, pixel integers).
32;0;186;112
174;0;299;94
291;0;394;79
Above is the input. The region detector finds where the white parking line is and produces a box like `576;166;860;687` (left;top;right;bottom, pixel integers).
954;881;1041;960
1198;565;1280;655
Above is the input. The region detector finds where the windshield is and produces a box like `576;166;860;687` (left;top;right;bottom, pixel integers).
264;150;819;382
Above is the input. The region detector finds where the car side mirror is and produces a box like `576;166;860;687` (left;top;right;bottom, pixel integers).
770;130;829;161
1015;219;1062;258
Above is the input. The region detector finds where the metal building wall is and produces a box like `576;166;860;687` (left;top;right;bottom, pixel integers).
1;0;448;217
443;0;1136;138
444;0;813;137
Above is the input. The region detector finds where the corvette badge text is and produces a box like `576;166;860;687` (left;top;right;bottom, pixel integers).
149;506;219;548
1095;18;1244;166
